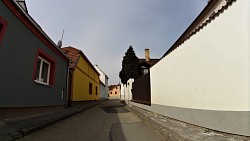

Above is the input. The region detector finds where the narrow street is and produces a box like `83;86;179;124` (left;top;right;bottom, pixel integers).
17;100;164;141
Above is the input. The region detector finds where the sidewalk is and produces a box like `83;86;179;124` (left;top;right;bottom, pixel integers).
0;101;102;141
126;104;250;141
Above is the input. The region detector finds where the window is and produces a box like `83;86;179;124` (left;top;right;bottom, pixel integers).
110;92;112;94
33;49;55;86
115;92;117;94
0;24;3;35
141;66;148;75
0;16;8;43
89;83;93;94
35;56;51;85
95;86;98;95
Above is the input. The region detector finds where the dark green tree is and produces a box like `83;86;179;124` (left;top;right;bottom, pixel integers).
119;46;140;84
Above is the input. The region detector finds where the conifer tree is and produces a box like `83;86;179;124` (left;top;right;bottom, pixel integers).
119;46;140;84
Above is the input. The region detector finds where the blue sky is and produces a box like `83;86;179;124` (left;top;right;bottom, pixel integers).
26;0;207;85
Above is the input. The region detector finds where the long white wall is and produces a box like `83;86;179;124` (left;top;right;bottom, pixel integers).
131;1;250;136
151;0;250;111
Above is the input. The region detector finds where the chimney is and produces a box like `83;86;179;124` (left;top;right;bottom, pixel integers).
145;49;150;61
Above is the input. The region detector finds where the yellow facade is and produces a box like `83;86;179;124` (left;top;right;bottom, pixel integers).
71;56;100;101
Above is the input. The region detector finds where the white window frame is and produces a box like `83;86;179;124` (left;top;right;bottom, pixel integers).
35;56;51;85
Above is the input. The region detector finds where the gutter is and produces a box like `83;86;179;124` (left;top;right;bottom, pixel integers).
65;61;70;108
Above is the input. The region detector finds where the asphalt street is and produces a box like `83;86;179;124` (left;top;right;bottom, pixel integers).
17;100;164;141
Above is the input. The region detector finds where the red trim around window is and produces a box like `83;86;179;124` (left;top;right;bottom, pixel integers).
33;48;56;86
0;16;8;43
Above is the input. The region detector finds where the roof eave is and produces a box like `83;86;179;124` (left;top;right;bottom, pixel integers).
7;0;70;62
161;0;224;58
79;51;100;76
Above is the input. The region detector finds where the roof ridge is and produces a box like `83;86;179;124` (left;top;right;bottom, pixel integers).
162;0;237;58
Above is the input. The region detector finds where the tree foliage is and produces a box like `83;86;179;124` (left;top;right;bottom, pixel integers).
119;46;140;84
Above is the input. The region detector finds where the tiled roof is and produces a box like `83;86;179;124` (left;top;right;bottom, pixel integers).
61;46;100;75
108;85;116;90
108;84;120;91
61;47;80;68
139;59;160;67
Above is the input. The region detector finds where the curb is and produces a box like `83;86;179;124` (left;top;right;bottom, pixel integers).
0;101;102;141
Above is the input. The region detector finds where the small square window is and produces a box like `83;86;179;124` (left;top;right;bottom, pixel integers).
115;92;117;94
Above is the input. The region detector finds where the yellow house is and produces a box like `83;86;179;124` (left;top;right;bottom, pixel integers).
62;46;100;101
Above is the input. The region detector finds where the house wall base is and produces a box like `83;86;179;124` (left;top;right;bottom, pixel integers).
0;105;64;121
131;102;250;136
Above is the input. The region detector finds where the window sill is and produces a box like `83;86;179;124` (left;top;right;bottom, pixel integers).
34;80;53;87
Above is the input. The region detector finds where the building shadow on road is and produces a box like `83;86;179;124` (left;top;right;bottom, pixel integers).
99;100;129;141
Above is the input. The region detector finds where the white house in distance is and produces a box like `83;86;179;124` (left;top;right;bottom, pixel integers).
120;79;134;103
131;0;250;136
94;65;109;100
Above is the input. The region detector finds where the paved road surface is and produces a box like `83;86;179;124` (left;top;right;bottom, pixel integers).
18;100;164;141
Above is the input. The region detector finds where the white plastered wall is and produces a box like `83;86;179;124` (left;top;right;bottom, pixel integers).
151;0;250;111
120;84;126;100
121;79;134;104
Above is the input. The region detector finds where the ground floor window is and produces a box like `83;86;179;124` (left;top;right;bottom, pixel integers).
35;56;51;85
89;83;93;94
33;49;55;86
95;86;98;95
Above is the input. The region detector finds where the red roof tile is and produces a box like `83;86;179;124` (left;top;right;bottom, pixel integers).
61;47;80;68
61;46;100;76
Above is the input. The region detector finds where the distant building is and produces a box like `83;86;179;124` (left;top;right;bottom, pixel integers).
61;46;100;102
94;65;109;100
121;49;159;105
139;49;160;76
99;81;107;100
0;0;70;107
120;79;134;104
108;84;120;99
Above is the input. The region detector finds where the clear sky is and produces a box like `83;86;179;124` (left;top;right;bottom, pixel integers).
25;0;207;85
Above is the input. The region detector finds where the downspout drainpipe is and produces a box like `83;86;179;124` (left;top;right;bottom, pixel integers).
65;60;71;108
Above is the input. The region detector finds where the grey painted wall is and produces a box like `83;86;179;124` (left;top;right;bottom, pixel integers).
100;83;107;99
131;102;250;136
0;1;68;107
